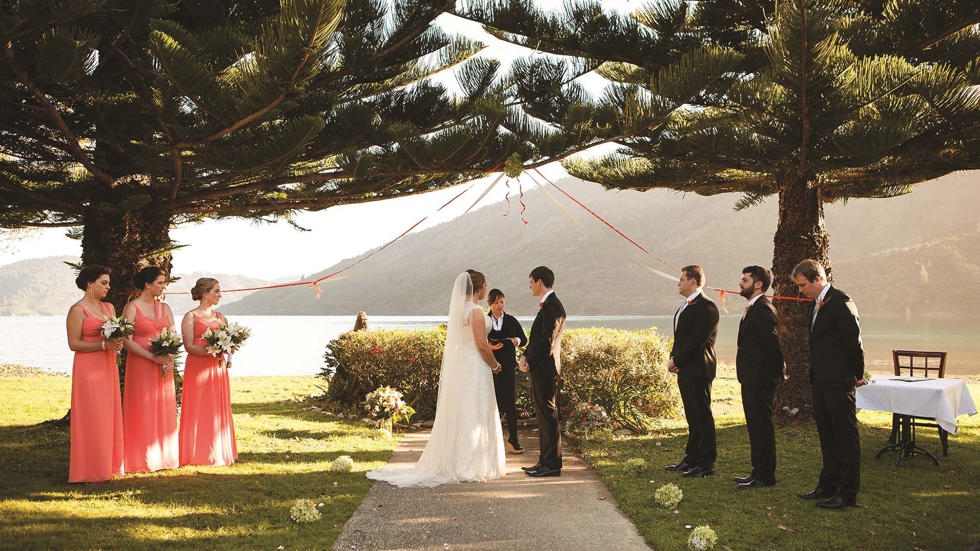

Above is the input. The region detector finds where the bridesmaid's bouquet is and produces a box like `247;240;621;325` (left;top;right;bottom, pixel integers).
149;327;183;377
100;316;135;340
201;320;251;368
566;402;611;435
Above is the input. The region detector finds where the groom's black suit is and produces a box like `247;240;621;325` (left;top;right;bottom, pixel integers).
671;292;719;469
525;291;566;471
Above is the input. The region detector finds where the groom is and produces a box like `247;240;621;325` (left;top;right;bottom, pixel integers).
519;266;566;478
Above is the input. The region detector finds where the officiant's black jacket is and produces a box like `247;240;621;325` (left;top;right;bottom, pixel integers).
670;293;719;380
809;286;864;388
736;297;785;387
525;293;565;379
488;312;527;368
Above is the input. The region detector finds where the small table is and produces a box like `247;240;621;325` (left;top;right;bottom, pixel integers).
856;375;977;465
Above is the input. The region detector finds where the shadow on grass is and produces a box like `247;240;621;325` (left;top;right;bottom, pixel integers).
583;418;980;550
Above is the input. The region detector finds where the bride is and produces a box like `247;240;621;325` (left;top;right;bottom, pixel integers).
367;270;507;487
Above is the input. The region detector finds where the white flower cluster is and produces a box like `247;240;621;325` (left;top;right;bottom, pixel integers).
330;455;355;473
654;483;683;509
688;525;718;551
201;321;251;357
625;458;646;470
289;498;322;523
150;327;182;354
100;316;135;340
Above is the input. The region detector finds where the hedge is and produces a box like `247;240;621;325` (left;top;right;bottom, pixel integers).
322;326;678;431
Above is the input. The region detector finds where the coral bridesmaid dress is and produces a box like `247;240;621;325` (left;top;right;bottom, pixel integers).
69;303;125;483
123;301;179;472
179;313;237;466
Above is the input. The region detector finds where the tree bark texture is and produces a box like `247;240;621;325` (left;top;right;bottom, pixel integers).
772;176;830;419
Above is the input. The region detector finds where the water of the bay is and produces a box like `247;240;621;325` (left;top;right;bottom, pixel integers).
1;315;977;377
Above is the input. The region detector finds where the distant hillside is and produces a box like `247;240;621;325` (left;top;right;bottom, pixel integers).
0;258;270;316
225;172;980;318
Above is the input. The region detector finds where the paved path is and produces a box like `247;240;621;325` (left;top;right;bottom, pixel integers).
333;428;651;551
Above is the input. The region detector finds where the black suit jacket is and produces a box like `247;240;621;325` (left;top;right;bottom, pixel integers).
808;286;865;388
525;292;566;379
671;293;719;380
736;296;785;387
488;312;528;367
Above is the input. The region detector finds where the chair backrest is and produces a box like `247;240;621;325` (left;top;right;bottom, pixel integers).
892;350;947;378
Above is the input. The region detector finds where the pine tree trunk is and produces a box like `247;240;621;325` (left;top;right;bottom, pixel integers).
771;176;830;420
79;205;174;313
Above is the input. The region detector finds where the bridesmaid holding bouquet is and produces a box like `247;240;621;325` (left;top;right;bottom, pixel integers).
65;265;125;483
121;267;179;472
179;277;238;466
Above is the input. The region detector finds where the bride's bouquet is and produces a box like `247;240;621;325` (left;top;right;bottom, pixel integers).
201;320;251;368
149;327;182;377
100;315;135;341
566;402;611;436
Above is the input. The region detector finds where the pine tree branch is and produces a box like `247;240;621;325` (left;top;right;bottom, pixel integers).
0;181;84;213
2;43;116;187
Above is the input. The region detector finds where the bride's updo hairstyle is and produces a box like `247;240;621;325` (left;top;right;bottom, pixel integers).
190;277;219;301
465;269;486;294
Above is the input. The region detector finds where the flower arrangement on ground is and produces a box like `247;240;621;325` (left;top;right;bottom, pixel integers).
289;498;322;523
654;483;683;509
148;326;182;376
201;320;251;367
100;316;135;340
566;402;611;435
688;525;718;551
364;386;415;432
331;455;355;472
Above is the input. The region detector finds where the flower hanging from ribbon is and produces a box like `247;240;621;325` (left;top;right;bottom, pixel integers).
504;153;524;179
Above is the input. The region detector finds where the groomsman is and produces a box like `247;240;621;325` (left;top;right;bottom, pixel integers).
792;259;866;509
665;265;719;478
734;266;785;489
520;266;566;478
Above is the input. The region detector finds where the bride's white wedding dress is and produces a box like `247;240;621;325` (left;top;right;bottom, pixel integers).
367;273;506;487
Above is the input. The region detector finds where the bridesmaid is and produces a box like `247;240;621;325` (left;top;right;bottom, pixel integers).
121;267;179;472
65;265;125;483
179;277;238;466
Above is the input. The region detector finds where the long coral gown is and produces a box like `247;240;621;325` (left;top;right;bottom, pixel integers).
69;302;125;483
179;312;237;466
123;301;179;472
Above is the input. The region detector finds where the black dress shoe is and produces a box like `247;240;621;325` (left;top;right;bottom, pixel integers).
816;495;857;509
526;467;561;477
733;475;754;484
796;488;835;500
521;464;542;472
665;461;693;472
737;478;775;489
681;465;714;478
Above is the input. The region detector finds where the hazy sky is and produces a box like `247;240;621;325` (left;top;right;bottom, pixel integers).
0;2;632;279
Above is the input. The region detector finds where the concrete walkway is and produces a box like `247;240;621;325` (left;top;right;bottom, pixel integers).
333;428;651;551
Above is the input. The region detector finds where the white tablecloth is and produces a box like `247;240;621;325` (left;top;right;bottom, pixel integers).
856;375;977;434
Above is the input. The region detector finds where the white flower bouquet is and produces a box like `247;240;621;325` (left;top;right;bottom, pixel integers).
148;327;182;377
330;455;355;473
363;386;415;431
289;498;322;523
100;315;135;340
688;525;718;551
201;320;251;367
654;483;683;509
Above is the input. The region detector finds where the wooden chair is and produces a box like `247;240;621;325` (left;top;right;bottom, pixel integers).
888;350;949;456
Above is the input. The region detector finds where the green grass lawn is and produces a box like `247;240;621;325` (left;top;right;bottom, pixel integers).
0;366;396;550
577;369;980;551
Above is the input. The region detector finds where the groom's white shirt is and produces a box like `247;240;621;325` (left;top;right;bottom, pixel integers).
539;289;555;305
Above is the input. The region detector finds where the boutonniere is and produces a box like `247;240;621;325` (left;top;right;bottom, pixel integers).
818;300;827;308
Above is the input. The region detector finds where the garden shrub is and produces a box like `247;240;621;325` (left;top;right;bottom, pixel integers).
322;326;678;431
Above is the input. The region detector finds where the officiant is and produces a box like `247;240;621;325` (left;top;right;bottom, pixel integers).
487;288;528;454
